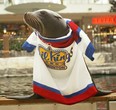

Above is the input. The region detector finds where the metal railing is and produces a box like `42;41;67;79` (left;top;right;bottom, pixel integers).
92;34;116;62
0;34;116;62
0;35;34;58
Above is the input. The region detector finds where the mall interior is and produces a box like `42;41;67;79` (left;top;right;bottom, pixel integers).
0;1;116;110
0;0;116;56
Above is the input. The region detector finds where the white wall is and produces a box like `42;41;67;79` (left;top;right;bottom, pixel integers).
59;4;112;13
0;1;112;14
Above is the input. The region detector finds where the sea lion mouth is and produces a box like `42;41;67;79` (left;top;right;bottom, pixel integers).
23;12;45;35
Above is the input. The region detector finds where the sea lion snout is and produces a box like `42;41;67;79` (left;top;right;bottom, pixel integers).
24;12;45;34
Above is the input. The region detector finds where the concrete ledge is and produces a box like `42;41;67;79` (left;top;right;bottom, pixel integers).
0;56;116;77
0;57;34;70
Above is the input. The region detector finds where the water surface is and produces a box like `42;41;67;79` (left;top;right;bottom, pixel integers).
0;75;116;96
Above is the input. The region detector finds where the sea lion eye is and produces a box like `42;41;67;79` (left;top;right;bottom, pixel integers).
54;16;62;20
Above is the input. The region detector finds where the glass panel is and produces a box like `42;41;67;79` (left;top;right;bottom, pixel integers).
62;0;110;4
95;0;109;4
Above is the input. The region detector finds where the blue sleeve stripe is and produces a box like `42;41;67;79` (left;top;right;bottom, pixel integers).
33;81;61;94
22;41;36;52
66;20;71;24
85;42;95;61
76;27;81;37
75;27;81;44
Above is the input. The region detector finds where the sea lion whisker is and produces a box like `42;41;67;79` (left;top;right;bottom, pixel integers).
27;18;35;29
24;14;42;34
32;16;45;35
23;13;34;29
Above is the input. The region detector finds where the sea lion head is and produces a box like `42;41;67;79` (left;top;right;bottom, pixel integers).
23;9;69;38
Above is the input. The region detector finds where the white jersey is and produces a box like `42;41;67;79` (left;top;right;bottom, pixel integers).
22;20;97;104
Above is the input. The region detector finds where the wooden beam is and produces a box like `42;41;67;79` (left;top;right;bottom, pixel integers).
0;93;116;105
86;93;116;103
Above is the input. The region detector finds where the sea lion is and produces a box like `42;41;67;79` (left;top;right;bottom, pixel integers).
6;9;112;101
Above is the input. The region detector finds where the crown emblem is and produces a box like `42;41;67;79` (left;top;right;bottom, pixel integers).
38;45;72;70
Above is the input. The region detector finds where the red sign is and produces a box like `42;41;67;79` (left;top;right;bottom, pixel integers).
92;16;116;25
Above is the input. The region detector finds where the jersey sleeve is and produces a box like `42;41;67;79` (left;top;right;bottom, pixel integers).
22;32;38;52
77;28;95;61
65;19;95;61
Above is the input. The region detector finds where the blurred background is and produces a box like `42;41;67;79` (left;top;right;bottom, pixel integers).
0;1;116;109
0;0;115;59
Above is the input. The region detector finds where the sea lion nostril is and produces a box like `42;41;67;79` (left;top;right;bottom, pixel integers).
25;12;29;15
24;13;27;18
24;12;30;19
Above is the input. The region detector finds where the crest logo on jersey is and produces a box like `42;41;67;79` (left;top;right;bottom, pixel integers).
38;45;73;70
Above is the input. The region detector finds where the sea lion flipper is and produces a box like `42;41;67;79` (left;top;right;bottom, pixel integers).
6;93;44;100
95;90;113;96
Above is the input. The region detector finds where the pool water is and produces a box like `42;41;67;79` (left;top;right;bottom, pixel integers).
0;76;33;96
92;74;116;92
0;75;116;96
